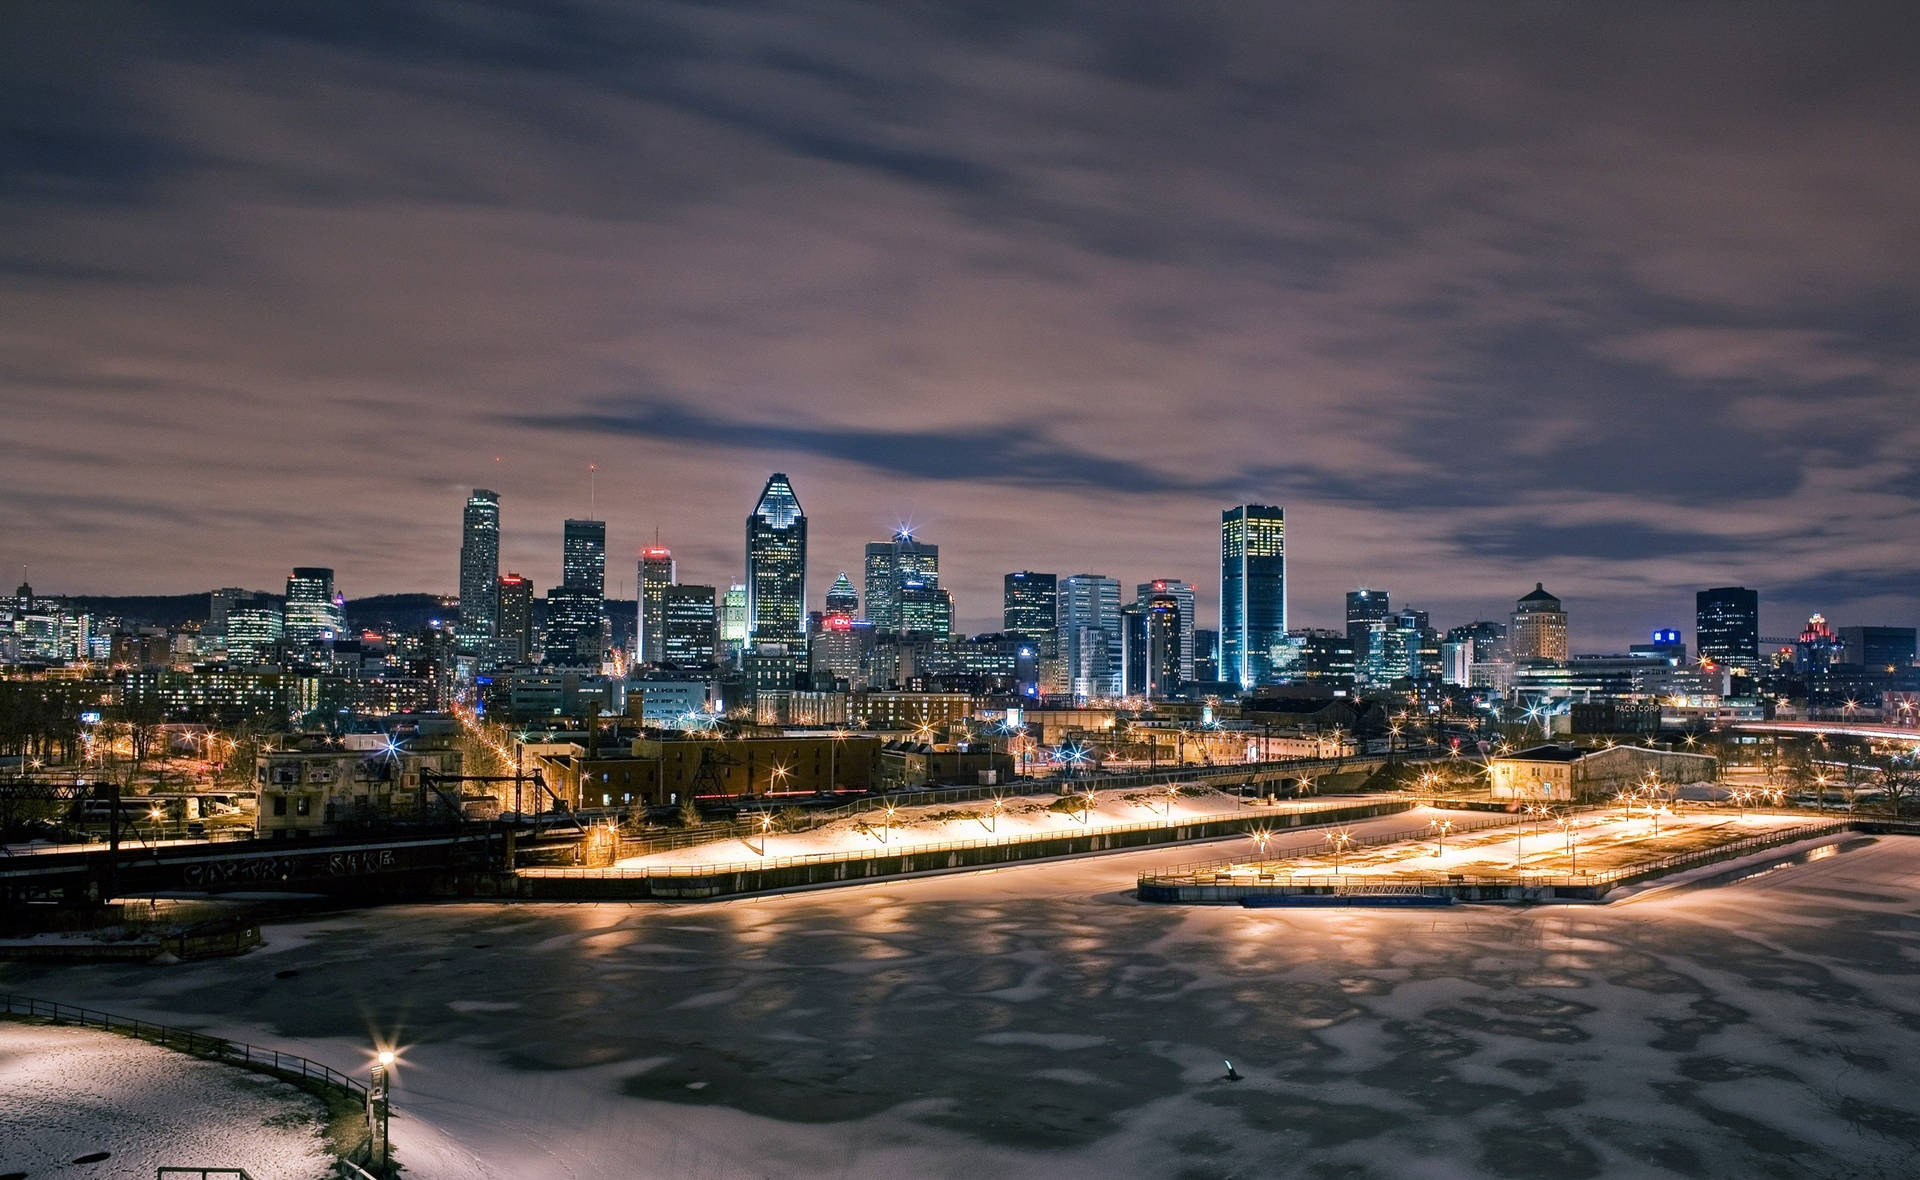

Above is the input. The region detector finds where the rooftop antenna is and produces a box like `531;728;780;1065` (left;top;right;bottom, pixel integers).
589;463;598;520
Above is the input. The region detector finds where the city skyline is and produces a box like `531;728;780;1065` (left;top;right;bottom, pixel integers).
5;6;1919;647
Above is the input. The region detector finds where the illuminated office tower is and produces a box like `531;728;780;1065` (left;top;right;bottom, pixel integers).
1059;573;1122;701
660;584;718;666
562;519;606;596
1345;589;1390;685
494;572;533;664
745;473;807;640
825;572;859;617
721;584;748;660
283;567;345;648
637;546;676;664
1695;586;1759;674
1122;595;1184;700
1220;505;1286;689
1135;580;1195;681
1004;572;1058;639
896;580;954;638
863;530;938;631
458;489;501;650
1510;584;1569;662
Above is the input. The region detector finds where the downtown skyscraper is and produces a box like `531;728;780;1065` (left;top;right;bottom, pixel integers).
745;473;807;641
546;519;607;665
457;489;500;651
1220;505;1286;689
1059;573;1122;700
1696;586;1760;675
637;545;676;664
863;529;938;632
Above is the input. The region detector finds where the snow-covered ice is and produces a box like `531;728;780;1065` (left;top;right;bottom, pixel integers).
5;825;1920;1179
0;1021;332;1179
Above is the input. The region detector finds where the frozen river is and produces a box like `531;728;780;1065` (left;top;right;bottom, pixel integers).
4;830;1919;1179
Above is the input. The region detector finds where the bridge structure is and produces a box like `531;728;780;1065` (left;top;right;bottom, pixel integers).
1730;720;1920;746
2;749;1448;909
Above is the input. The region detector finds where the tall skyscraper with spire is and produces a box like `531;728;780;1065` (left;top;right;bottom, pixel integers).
1220;504;1286;689
458;489;501;651
745;473;807;640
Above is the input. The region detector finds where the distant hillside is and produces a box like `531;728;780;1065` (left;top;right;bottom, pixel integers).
64;593;229;624
342;593;454;631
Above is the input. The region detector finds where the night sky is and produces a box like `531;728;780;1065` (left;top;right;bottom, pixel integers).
5;3;1917;646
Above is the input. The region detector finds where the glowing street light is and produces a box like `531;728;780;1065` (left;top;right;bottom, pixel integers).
1251;828;1273;861
1324;827;1354;873
988;793;1004;834
756;811;775;856
881;801;898;845
1163;783;1180;821
1429;817;1454;857
1078;789;1098;826
370;1047;398;1176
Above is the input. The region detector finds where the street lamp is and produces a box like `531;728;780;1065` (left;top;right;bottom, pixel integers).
371;1048;397;1177
756;811;774;857
1251;828;1272;862
881;801;898;845
1163;783;1179;821
1558;813;1579;874
988;794;1004;834
1079;789;1097;826
1429;817;1454;858
1324;827;1353;873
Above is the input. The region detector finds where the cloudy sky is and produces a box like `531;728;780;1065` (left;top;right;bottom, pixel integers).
5;2;1917;646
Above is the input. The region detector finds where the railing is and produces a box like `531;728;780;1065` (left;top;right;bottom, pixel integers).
0;993;367;1103
1142;818;1849;890
1141;813;1524;883
534;797;1407;879
158;1170;256;1179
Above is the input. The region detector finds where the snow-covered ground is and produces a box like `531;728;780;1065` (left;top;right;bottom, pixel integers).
5;825;1920;1179
614;784;1341;870
0;1021;332;1179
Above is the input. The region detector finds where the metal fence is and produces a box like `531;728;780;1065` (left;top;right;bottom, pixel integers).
0;993;368;1103
614;754;1387;859
537;797;1406;880
1141;813;1524;883
1143;818;1849;890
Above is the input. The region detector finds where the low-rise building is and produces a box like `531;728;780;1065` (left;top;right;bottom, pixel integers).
1488;744;1718;802
255;738;463;837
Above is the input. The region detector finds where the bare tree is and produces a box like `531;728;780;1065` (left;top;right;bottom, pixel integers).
1879;761;1918;821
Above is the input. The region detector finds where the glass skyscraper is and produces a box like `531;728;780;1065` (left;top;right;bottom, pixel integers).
1346;588;1391;686
746;473;807;640
862;530;938;632
283;567;345;649
1004;572;1058;638
1059;573;1122;700
562;519;606;596
1696;586;1759;674
1220;505;1286;689
458;489;500;651
637;545;676;664
1136;580;1195;681
546;519;607;666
